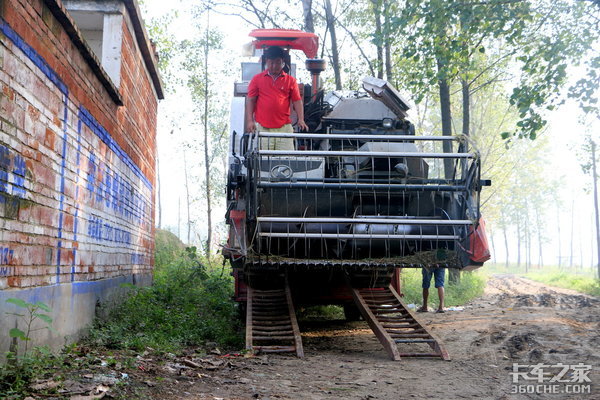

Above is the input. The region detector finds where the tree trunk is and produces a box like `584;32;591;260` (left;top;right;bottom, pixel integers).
525;226;531;272
301;0;314;33
570;198;574;268
383;0;392;83
591;140;600;279
449;268;460;284
525;200;530;272
536;208;543;267
459;78;470;213
324;0;342;90
461;79;470;136
591;222;595;271
579;235;583;271
183;150;191;244
438;59;457;282
516;219;521;268
557;205;561;267
203;11;213;255
437;59;454;179
371;0;383;79
490;228;496;264
503;224;509;268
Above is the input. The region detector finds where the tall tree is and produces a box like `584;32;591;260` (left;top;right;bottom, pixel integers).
324;0;342;90
579;136;600;279
213;0;299;29
570;199;575;268
142;10;179;231
183;149;191;244
179;7;230;253
202;9;213;255
592;139;600;278
301;0;314;32
370;0;383;79
389;0;599;141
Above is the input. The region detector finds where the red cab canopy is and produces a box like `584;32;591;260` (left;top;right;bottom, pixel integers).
249;29;319;59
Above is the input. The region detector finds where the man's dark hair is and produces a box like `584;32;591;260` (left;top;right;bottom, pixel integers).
264;46;286;60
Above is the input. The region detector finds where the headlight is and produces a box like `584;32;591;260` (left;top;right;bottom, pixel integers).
382;118;393;129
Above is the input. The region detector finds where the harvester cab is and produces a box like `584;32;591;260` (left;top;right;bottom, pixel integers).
224;29;491;360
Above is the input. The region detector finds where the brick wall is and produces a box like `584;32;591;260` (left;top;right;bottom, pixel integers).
0;0;159;291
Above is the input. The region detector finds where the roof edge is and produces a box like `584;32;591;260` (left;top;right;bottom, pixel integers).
123;0;164;100
42;0;124;106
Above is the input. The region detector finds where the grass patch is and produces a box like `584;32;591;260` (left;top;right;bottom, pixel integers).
400;268;487;308
298;305;345;320
0;347;61;398
86;231;243;352
1;231;243;399
0;344;149;399
525;271;600;297
485;263;600;297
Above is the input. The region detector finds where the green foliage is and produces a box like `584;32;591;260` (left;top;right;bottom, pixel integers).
154;229;186;267
569;55;600;118
298;305;345;320
4;298;54;354
1;299;55;398
400;269;486;308
0;346;62;398
388;0;599;140
87;233;242;352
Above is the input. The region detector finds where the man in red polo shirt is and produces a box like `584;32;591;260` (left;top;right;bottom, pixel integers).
246;46;308;150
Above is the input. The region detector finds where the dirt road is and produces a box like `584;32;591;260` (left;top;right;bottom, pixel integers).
133;274;599;400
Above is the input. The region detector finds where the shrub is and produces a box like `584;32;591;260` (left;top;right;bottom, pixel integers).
87;231;242;352
1;299;56;398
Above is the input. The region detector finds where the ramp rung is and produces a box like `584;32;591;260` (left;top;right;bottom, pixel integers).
351;285;450;361
365;299;398;305
246;278;304;358
372;309;407;314
388;332;429;337
252;325;292;331
251;321;292;326
378;316;411;322
382;324;420;329
252;315;290;321
253;345;296;353
253;336;295;341
253;330;294;335
399;353;443;358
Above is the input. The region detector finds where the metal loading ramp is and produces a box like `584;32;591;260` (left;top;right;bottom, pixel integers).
245;282;304;357
351;286;450;361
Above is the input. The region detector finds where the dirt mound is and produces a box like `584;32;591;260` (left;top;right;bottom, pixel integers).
505;332;539;359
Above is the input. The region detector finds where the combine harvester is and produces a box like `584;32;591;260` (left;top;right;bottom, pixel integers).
223;29;491;361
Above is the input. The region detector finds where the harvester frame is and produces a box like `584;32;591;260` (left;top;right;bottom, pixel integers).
223;29;490;360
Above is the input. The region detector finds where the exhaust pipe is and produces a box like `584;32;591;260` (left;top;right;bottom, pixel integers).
305;59;327;97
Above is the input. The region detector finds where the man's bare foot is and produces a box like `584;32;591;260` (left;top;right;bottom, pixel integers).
435;309;446;313
417;307;428;312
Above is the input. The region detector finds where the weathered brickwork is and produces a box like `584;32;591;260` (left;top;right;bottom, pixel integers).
0;0;160;291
